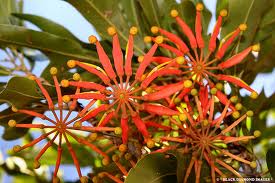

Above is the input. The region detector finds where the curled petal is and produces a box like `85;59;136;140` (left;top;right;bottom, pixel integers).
141;69;182;88
158;28;189;53
135;43;158;81
98;111;115;127
80;104;108;122
121;117;129;144
218;47;251;69
112;34;124;76
195;11;204;48
69;81;106;92
76;61;110;84
132;114;149;139
142;103;179;116
125;34;134;76
216;28;241;59
152;56;172;64
175;16;197;48
70;93;106;100
143;82;183;101
217;74;255;92
145;121;171;131
95;41;117;79
209;16;222;52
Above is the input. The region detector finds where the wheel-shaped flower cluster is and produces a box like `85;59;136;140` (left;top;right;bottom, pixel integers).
7;3;261;183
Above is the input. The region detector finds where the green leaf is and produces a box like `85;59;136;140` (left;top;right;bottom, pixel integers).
0;0;21;25
63;0;145;54
125;153;177;183
12;13;80;42
0;24;98;63
221;0;272;52
266;148;275;179
0;76;41;108
138;0;161;27
0;107;34;140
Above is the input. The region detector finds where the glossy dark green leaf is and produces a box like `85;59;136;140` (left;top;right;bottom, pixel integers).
266;147;275;179
12;13;80;42
125;153;177;183
0;76;41;108
221;0;272;52
0;24;98;63
63;0;145;54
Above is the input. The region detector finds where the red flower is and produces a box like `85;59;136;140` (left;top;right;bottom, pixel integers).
157;88;260;183
64;27;179;145
8;68;121;183
146;3;260;107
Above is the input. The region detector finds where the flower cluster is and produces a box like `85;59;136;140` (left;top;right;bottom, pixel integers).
7;2;261;182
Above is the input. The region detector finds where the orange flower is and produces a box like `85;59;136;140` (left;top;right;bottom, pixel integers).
148;3;260;107
158;90;260;183
8;68;121;183
64;27;179;145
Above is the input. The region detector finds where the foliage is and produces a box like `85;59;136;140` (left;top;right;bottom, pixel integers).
0;0;275;182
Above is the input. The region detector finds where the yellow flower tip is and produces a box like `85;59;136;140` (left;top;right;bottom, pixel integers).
232;111;240;119
246;110;254;117
235;103;243;110
11;106;18;112
130;26;138;35
196;3;204;11
33;160;41;169
252;43;260;52
191;89;198;96
250;91;258;99
145;87;153;93
73;121;82;128
118;144;127;152
146;139;155;148
144;36;152;43
250;161;257;169
179;113;187;121
151;26;159;34
216;83;223;90
138;55;144;63
114;127;122;135
62;95;71;103
230;96;238;103
88;35;98;44
239;23;247;31
107;26;116;36
61;80;69;88
141;74;147;81
50;67;58;75
210;87;218;95
8;120;16;128
176;56;185;64
73;73;81;81
124;153;132;160
155;36;164;44
98;172;105;178
254;130;261;138
183;80;192;88
170;9;179;18
67;60;76;68
202;120;209;126
80;176;89;183
92;176;99;183
13;145;21;153
28;75;36;81
219;9;228;17
112;154;119;162
174;97;181;104
89;133;98;141
102;158;110;166
52;177;60;183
